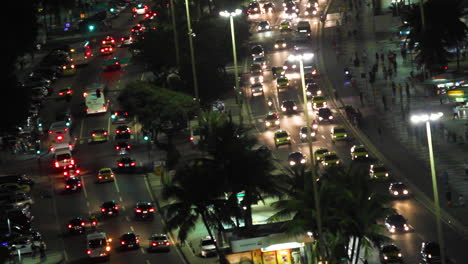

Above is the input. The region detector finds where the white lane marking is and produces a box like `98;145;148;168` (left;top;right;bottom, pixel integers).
130;226;134;232
140;73;145;80
86;201;90;207
126;216;130;222
107;113;111;135
79;119;85;139
63;250;69;261
144;176;156;202
145;260;150;264
88;211;92;217
121;205;126;211
118;79;121;83
113;176;121;193
81;176;88;198
119;196;123;202
321;135;326;139
140;247;146;254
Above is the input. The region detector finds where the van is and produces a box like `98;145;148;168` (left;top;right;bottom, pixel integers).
54;148;75;169
86;232;112;259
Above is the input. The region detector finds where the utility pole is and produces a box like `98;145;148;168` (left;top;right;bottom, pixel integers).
169;0;180;67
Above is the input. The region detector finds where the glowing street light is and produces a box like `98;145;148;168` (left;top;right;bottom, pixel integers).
411;112;445;264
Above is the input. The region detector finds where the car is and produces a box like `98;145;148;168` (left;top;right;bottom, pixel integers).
312;95;327;109
5;236;34;255
257;21;271;31
200;236;217;257
330;126;347;142
314;148;328;162
149;234;171;252
389;182;410;198
134;202;155;219
120;36;134;46
317;108;333;122
284;7;298;18
307;0;319;8
63;166;80;178
282;59;298;71
111;110;130;123
97;168;115;183
274;39;288;49
306;82;321;98
274;130;291;148
90;129;109;142
283;0;299;12
100;45;114;55
65;177;82;192
0;192;33;209
380;244;403;263
133;3;149;15
86;232;112;259
7;209;33;229
385;214;410;233
101;200;119;216
420;241;441;264
57;87;73;97
119;232;140;250
55;111;72;127
61;62;76;76
321;152;340;167
25;75;51;87
251;82;264;96
144;10;158;19
250;63;263;74
30;68;60;81
247;1;261;14
67;217;86;234
288;152;306;167
115;141;131;155
115;125;132;140
54;148;75;169
350;145;369;161
279;20;292;32
131;24;145;34
262;2;275;13
117;156;137;169
369;164;389;179
265;112;280;128
253;55;267;69
250;71;264;84
272;66;285;77
299;126;317;142
281;100;298;113
304;5;318;16
251;45;264;57
101;36;117;46
276;75;289;91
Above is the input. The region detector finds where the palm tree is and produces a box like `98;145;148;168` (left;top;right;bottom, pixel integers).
161;158;229;256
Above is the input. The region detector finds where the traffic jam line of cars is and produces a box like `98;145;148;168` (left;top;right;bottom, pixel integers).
243;0;447;262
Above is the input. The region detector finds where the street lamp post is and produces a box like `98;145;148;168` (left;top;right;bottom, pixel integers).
169;0;180;67
184;0;199;101
220;9;243;124
289;53;322;263
410;112;445;264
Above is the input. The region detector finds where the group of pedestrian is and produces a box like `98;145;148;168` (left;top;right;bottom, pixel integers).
442;170;465;207
31;240;46;259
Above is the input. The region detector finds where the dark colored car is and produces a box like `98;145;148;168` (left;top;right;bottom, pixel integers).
247;1;261;14
7;210;33;230
389;182;410;198
306;82;321;98
64;177;82;192
100;200;119;216
119;232;140;250
317;108;333;122
111;111;130;123
134;202;155;219
288;152;306;167
149;234;171;252
250;45;264;57
385;214;410;233
421;241;441;264
30;68;60;81
281;100;298;113
115;141;131;152
117;156;137;170
67;217;86;234
380;244;403;263
115;125;132;140
299;126;317;142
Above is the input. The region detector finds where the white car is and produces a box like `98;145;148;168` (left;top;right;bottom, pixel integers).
8;237;34;255
86;232;112;259
133;3;148;15
54;148;74;169
200;236;216;257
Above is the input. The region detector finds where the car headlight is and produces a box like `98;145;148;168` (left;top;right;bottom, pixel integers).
398;253;402;257
275;44;279;48
313;10;317;15
293;106;297;110
317;90;322;95
259;87;263;91
282;107;286;111
282;43;286;47
385;173;389;177
317;157;321;160
428;254;432;259
383;256;388;260
336;160;340;164
276;139;279;142
323;102;327;106
393;191;399;195
275;120;280;125
403;190;409;195
311;132;316;136
344;134;347;137
365;154;369;157
289;161;296;166
266;122;271;126
287;136;291;140
306;91;312;96
301;159;306;164
307;3;311;7
292;65;297;69
254;7;258;11
250;77;254;82
259;76;264;82
266;25;270;29
404;224;409;231
258;26;262;30
301;134;306;138
329;116;333;119
305;11;309;15
319;116;323;120
332;135;336;138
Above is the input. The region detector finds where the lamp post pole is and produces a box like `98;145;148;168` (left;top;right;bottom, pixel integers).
295;54;322;263
184;0;199;101
411;113;445;264
169;0;180;67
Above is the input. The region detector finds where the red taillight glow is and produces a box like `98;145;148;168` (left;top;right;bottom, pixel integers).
152;242;157;246
136;239;140;243
116;146;120;150
76;169;81;174
86;250;92;255
64;128;69;131
149;208;155;212
136;209;142;213
58;92;64;96
104;132;108;135
56;135;64;141
127;145;131;149
81;222;85;226
130;162;136;166
50;146;55;152
118;163;123;167
68;224;72;228
101;208;106;212
77;183;82;187
98;175;103;179
63;171;68;176
114;206;119;210
92;133;96;137
102;41;106;44
189;136;194;141
110;174;114;177
48;130;53;134
116;130;120;134
66;185;70;188
121;241;126;245
55;162;59;168
71;159;75;165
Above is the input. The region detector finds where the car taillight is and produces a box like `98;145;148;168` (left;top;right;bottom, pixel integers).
68;224;72;228
66;185;70;188
189;136;194;141
130;162;136;166
114;206;119;210
76;169;81;174
110;174;114;177
78;183;82;187
152;242;157;246
121;241;126;245
121;37;124;41
128;129;132;133
101;208;106;212
166;241;171;245
118;163;123;167
87;250;92;255
102;41;106;45
64;128;68;131
48;130;53;134
63;171;68;176
149;208;155;212
81;222;85;226
111;40;115;43
55;162;59;168
116;130;120;133
104;132;108;135
57;135;64;141
92;133;96;137
109;47;113;51
100;49;104;52
116;146;120;150
58;92;64;95
67;90;72;94
50;146;55;152
127;145;131;149
98;175;103;179
136;209;142;213
71;159;75;165
105;246;111;252
136;239;140;243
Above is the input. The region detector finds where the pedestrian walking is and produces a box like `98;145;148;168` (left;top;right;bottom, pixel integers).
401;47;407;60
410;70;414;78
441;170;449;185
377;127;383;138
382;95;388;110
444;127;449;141
31;242;38;258
39;241;46;258
359;91;364;106
446;187;452;207
453;105;460;119
459;194;465;207
388;67;393;79
375;52;379;62
383;68;388;80
380;52;384;63
405;82;410;97
397;83;402;96
391;81;396;96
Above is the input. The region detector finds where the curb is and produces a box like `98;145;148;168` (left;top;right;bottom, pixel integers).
315;0;468;239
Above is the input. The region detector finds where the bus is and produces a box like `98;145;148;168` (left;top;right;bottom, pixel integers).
68;41;93;66
83;83;109;115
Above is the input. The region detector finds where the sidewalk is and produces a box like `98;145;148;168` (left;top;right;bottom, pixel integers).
321;0;468;234
9;250;63;264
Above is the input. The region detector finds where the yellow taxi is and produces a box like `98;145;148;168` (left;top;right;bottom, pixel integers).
350;145;369;161
314;147;329;162
369;164;389;179
274;39;287;49
61;63;77;76
97;168;115;183
279;21;292;32
331;126;347;142
312;95;327;109
321;152;340;167
276;75;289;92
274;130;291;148
91;129;109;143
